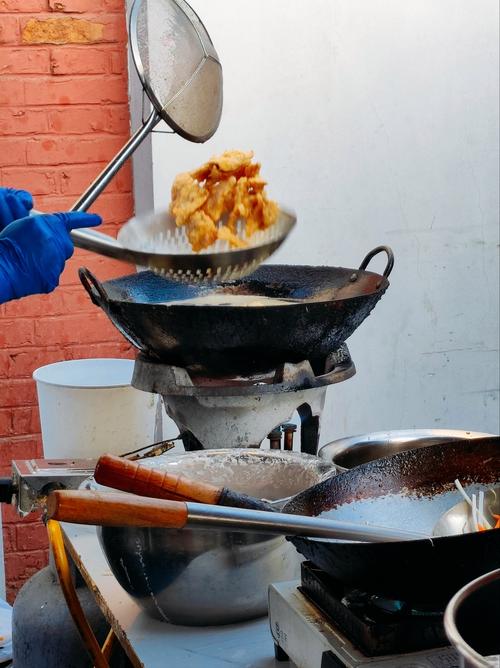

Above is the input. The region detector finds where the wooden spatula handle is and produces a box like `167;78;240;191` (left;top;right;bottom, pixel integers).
46;490;189;528
94;454;222;504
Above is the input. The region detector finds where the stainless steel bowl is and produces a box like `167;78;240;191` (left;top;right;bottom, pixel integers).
444;569;500;667
97;449;334;625
319;429;494;471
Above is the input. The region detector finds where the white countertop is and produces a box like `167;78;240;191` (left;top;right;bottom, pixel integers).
62;524;285;668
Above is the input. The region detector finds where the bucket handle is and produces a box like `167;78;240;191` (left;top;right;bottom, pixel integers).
79;267;109;308
359;246;394;278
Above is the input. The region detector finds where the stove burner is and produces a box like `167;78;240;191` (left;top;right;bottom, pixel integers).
300;563;447;657
132;346;355;452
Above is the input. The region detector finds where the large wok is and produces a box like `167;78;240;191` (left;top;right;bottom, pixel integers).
79;246;393;376
284;436;500;605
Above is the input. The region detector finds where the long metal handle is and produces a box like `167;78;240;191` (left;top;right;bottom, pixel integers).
185;502;428;543
48;490;428;543
68;109;160;260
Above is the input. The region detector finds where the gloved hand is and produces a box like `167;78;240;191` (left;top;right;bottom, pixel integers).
0;211;101;303
0;187;33;231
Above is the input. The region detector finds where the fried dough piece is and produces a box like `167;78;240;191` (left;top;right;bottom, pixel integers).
190;150;254;182
203;176;236;222
170;150;279;252
218;225;248;249
170;173;208;227
186;211;218;252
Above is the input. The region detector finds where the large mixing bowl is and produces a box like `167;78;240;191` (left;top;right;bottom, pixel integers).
97;448;334;625
319;429;493;471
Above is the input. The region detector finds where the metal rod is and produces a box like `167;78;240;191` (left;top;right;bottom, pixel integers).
68;109;160;257
71;109;160;213
185;502;429;543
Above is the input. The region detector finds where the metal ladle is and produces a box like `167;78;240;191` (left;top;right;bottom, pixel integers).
57;0;294;281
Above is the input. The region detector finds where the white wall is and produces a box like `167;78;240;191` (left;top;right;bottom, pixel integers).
146;0;499;441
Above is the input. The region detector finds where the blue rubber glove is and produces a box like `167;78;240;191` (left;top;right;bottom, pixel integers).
0;211;102;303
0;188;33;231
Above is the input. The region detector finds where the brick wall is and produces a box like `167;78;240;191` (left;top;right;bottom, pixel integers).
0;0;134;601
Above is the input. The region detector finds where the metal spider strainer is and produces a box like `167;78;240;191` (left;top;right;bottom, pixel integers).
61;0;294;282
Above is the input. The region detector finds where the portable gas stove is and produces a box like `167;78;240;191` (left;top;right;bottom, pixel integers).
132;344;355;453
269;563;460;668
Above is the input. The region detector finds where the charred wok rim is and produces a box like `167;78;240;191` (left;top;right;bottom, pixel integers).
80;266;390;309
283;436;500;548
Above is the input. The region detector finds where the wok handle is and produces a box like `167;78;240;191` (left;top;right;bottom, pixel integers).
46;490;189;528
359;246;394;278
47;490;428;542
78;268;108;308
94;454;275;512
95;454;222;504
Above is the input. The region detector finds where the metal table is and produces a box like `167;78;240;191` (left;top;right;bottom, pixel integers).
61;524;282;668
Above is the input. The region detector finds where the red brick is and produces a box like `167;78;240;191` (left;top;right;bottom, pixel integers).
26;135;125;165
16;522;48;551
2;525;16;554
110;48;125;74
1;166;57;195
59;161;132;196
0;319;35;347
0;16;19;44
0;107;48;135
0;138;26;166
0;434;42;467
4;548;48;590
0;379;37;408
0;79;25;106
59;251;131;285
50;46;109;75
47;103;129;134
0;47;51;74
0;409;13;437
34;311;119;345
0;0;48;10
2;286;96;319
6;347;69;377
24;74;127;105
2;506;43;526
69;340;132;360
104;0;124;10
48;0;106;12
20;14;127;45
0;406;39;437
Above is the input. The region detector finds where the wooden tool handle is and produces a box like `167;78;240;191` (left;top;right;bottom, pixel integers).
46;490;189;528
94;454;222;504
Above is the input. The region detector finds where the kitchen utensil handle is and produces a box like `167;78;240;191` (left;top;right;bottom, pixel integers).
359;246;394;278
78;268;109;307
95;454;222;504
70;109;159;215
48;490;428;543
47;490;189;528
94;454;275;511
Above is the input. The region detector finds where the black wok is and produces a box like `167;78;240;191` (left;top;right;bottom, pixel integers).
284;436;500;605
79;246;393;376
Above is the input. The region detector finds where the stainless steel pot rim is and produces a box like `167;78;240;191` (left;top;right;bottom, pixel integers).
444;568;500;668
319;429;495;466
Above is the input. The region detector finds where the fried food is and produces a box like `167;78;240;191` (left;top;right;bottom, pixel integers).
170;150;279;252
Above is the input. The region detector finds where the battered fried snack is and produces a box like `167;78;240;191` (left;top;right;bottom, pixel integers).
170;150;279;252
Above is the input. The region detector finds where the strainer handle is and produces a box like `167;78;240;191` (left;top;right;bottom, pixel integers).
70;109;159;214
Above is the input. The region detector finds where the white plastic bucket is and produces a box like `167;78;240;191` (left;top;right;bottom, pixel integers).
33;359;159;459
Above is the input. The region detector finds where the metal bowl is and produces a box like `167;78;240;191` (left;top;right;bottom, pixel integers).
97;449;334;625
444;569;500;667
319;429;494;471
